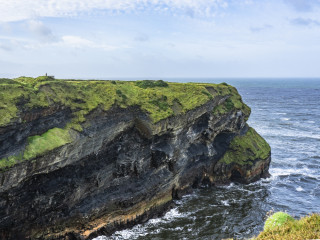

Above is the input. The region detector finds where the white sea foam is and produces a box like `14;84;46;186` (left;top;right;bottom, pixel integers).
93;237;108;240
222;225;229;232
280;117;290;121
117;228;146;239
164;208;183;220
271;167;319;180
148;218;162;224
221;200;230;206
96;209;184;240
103;207;190;240
107;222;154;240
271;167;305;177
221;182;235;189
258;128;320;140
296;186;304;192
284;157;298;161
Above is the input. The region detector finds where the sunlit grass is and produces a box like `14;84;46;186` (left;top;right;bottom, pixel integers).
256;213;320;240
23;128;72;160
0;77;245;126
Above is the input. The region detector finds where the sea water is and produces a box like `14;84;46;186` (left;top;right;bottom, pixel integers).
95;78;320;240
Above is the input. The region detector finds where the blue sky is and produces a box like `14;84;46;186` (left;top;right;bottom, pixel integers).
1;0;320;79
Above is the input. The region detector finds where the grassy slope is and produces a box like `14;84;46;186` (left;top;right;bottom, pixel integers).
219;127;271;166
0;76;250;170
212;83;251;120
256;213;320;240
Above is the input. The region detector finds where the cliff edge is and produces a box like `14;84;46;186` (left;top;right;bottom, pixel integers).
0;77;271;239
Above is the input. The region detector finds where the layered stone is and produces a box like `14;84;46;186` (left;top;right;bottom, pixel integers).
0;80;271;240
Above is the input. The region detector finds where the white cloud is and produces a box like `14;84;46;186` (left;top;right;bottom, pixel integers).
0;0;228;22
0;34;119;52
0;36;34;51
61;36;94;47
59;35;118;51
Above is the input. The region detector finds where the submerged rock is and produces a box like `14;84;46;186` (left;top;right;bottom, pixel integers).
0;78;271;239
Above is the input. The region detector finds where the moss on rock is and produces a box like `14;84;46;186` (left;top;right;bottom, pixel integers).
219;127;271;166
212;84;251;120
0;128;73;169
23;127;73;160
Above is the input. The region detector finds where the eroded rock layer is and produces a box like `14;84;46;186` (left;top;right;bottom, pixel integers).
0;79;271;240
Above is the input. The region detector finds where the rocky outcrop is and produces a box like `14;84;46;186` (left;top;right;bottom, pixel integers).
0;79;271;240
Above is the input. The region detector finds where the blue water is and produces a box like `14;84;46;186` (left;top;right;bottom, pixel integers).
95;78;320;240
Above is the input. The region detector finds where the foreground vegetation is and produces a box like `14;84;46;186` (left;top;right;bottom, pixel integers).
255;212;320;240
0;76;250;170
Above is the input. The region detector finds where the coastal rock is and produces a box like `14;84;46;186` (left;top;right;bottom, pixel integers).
0;78;271;239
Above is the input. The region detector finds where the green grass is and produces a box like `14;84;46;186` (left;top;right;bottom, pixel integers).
256;213;320;240
0;77;253;170
0;77;249;126
219;127;271;166
23;128;72;160
264;212;295;231
0;128;72;170
135;80;168;89
212;84;251;119
0;154;21;170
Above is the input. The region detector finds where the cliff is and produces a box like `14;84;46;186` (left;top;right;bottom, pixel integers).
0;77;271;239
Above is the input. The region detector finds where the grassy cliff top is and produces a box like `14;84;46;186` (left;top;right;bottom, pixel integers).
0;76;249;127
0;76;251;170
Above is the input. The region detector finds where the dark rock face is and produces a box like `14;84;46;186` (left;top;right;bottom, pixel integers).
0;105;72;160
0;97;271;240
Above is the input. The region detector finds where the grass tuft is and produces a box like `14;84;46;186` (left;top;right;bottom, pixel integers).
264;212;295;231
0;128;72;170
23;128;72;160
135;80;168;89
256;213;320;240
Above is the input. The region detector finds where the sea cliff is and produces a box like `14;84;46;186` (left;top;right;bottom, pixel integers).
0;77;271;239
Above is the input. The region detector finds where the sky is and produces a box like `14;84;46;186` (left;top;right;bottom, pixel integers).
0;0;320;79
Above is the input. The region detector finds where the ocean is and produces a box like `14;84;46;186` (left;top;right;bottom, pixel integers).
94;78;320;240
